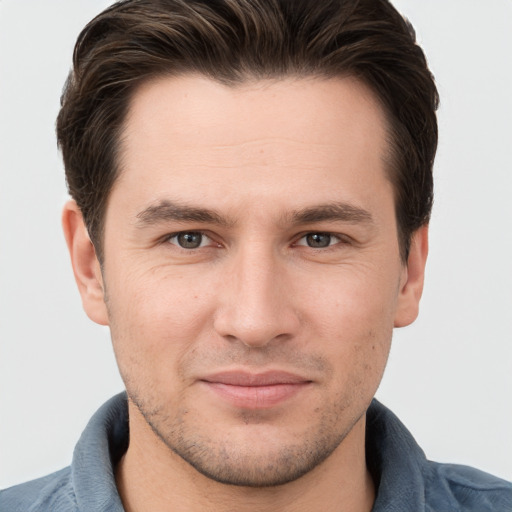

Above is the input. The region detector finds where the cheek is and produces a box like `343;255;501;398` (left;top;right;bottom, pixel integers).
105;269;216;387
297;266;397;389
298;259;400;335
314;298;392;413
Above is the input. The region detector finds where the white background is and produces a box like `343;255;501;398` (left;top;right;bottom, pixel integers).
0;0;511;489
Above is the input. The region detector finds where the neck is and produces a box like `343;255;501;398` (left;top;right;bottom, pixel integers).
115;405;375;512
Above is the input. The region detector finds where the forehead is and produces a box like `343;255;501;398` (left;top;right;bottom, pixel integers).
114;75;392;217
122;74;388;150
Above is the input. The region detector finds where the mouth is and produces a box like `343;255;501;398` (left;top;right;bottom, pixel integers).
200;370;313;409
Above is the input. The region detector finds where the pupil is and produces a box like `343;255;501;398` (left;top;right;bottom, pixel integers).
307;233;331;248
178;232;202;249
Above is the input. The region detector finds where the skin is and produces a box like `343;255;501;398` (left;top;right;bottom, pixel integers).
63;75;428;512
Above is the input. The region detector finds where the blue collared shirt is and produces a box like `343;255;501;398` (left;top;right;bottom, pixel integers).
2;393;511;511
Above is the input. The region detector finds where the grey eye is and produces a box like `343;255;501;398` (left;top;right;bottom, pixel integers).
175;232;204;249
306;233;332;248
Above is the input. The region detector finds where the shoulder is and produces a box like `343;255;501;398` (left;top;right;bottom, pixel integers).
425;461;512;511
0;467;77;512
366;400;511;511
0;394;128;512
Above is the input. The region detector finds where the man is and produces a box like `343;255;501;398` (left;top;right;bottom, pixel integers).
1;0;511;510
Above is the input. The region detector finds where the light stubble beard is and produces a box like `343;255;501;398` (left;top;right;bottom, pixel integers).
126;382;366;488
110;318;385;489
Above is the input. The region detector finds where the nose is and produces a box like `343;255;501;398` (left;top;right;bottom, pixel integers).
213;244;300;348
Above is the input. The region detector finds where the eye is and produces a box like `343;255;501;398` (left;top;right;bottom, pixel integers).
167;231;211;249
295;232;342;248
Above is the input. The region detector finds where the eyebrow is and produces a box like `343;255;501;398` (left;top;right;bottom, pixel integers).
289;202;374;226
135;200;373;229
136;200;232;228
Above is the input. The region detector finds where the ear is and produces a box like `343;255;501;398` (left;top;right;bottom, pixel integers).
62;200;109;326
394;225;429;328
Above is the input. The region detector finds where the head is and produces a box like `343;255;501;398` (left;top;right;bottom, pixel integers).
60;0;437;491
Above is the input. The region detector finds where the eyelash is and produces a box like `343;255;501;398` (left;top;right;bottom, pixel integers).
164;231;217;250
163;231;349;251
294;232;345;249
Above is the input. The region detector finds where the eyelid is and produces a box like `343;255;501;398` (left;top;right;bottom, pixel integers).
293;232;347;248
164;230;218;249
160;230;350;249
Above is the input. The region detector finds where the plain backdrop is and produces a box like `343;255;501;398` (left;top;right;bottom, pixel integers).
0;0;511;489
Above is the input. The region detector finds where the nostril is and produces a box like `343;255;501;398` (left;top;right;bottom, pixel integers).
213;309;300;349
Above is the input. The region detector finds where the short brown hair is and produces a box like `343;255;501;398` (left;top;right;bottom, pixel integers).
57;0;438;261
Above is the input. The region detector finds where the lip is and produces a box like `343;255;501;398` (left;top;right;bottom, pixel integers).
200;371;312;409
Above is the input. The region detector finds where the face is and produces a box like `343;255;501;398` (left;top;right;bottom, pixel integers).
67;75;426;487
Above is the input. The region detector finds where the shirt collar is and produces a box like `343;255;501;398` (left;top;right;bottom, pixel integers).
70;393;428;511
71;393;128;512
366;399;427;511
